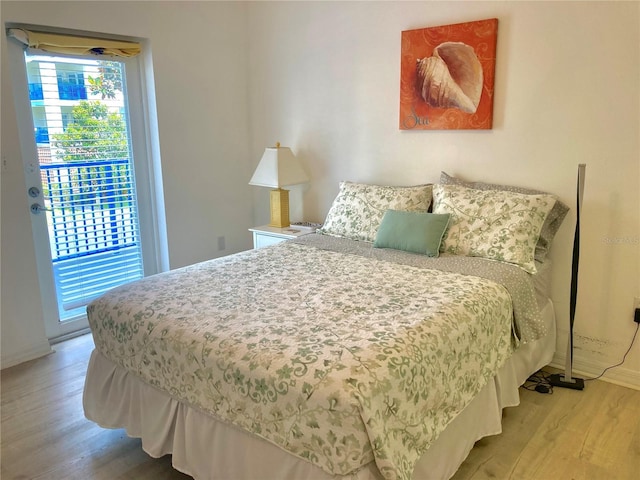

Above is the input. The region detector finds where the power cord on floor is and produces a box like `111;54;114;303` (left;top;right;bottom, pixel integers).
524;321;639;392
583;321;639;382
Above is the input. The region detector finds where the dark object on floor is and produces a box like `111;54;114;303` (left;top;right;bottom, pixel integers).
535;384;550;394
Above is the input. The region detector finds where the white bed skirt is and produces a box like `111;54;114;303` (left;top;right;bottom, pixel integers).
83;301;556;480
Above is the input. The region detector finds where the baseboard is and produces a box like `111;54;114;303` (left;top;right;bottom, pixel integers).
49;327;91;345
550;353;640;391
1;340;53;370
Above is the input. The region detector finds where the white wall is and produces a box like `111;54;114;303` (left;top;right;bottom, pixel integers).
2;1;639;388
1;1;253;367
246;1;640;388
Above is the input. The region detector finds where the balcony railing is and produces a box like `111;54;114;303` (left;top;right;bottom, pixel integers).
40;159;143;318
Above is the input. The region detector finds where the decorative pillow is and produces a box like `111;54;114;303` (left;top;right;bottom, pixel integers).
432;183;556;273
373;210;450;256
440;172;568;262
317;182;432;243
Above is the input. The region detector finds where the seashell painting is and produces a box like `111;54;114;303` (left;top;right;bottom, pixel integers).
400;19;498;130
416;42;483;114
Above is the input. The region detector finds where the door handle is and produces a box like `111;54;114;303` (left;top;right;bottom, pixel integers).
30;203;52;215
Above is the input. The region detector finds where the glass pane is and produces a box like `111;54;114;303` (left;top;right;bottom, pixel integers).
25;53;144;322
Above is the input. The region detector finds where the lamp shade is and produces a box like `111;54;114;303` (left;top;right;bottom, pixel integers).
249;145;309;188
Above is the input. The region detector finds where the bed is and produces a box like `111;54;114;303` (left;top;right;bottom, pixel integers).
83;173;568;480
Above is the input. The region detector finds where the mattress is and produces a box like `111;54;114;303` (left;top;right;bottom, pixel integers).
84;235;553;480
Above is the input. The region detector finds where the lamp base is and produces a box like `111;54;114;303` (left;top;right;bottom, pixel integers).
548;373;585;390
269;188;290;228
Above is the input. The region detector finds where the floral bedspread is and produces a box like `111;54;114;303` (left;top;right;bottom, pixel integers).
87;239;520;480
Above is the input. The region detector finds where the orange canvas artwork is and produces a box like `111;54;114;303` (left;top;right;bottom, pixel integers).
400;19;498;130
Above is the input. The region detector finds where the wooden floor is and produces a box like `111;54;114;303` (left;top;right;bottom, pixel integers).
1;334;639;480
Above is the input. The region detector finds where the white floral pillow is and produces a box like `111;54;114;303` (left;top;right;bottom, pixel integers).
432;184;556;273
317;182;432;243
440;171;569;262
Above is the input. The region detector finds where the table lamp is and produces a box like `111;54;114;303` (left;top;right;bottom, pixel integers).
249;142;309;228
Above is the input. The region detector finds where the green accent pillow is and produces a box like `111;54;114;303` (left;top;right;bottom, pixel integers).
373;210;450;256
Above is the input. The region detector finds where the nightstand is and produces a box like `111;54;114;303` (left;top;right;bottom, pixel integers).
249;225;316;249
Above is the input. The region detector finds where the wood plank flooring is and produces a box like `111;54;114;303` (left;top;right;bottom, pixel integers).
1;334;639;480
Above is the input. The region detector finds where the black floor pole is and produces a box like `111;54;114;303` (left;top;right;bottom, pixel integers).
549;164;586;390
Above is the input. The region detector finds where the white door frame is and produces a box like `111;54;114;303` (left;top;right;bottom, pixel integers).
7;37;167;341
